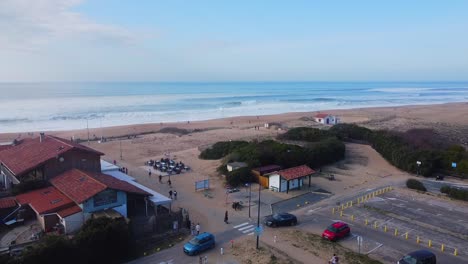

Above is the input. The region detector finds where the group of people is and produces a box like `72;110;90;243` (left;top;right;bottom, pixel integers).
168;190;177;200
188;222;201;236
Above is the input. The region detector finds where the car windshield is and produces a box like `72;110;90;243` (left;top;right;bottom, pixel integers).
327;226;338;232
189;238;200;245
401;255;417;264
272;214;282;220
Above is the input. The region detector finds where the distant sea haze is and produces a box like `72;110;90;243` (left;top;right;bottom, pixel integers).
0;82;467;133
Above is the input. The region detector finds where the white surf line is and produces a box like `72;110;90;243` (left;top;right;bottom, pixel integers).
238;225;255;231
234;222;249;229
242;227;256;234
366;243;383;254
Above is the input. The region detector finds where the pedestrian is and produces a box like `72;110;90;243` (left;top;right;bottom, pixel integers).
195;223;200;235
125;167;128;174
169;190;173;199
191;223;195;236
173;190;177;200
113;160;116;165
168;179;172;187
329;253;339;264
224;210;228;224
148;168;152;177
159;175;162;183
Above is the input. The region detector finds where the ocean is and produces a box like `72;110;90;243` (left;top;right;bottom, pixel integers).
1;82;467;133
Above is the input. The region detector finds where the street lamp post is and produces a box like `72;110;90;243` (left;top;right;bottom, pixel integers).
248;182;252;219
416;161;421;175
256;183;261;249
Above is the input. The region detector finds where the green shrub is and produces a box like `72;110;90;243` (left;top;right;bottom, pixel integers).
279;127;333;142
199;141;249;160
440;186;468;201
406;179;427;192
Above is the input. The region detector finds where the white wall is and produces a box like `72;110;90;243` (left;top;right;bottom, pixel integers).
61;211;84;234
268;174;280;191
280;178;287;192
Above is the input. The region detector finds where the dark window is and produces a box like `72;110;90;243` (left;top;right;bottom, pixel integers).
93;189;118;207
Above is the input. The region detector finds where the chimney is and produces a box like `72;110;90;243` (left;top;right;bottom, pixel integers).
40;132;45;143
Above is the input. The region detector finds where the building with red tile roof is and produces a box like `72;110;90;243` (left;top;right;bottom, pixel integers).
0;197;16;209
313;113;339;125
0;134;103;190
16;186;76;215
252;165;282;188
266;165;316;193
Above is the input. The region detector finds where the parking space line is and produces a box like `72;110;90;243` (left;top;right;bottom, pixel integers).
242;228;255;234
366;243;383;254
234;222;249;229
247;232;254;236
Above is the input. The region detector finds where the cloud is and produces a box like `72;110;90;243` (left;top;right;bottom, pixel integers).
0;0;137;52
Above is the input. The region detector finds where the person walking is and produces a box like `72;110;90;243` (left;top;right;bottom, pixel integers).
173;190;178;200
169;190;173;199
224;210;229;224
195;223;200;235
168;179;172;187
159;175;162;183
329;254;339;264
148;168;152;177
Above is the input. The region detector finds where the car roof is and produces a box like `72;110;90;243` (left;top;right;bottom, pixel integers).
407;249;435;258
331;221;347;228
196;232;214;239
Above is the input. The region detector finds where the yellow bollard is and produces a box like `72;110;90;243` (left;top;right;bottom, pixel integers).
441;244;445;252
351;201;353;207
340;211;343;217
357;198;360;205
351;215;354;221
405;232;408;240
394;228;398;236
365;219;368;225
428;240;432;247
416;236;420;244
341;204;344;210
454;248;458;256
384;225;387;232
332;207;335;214
374;221;378;229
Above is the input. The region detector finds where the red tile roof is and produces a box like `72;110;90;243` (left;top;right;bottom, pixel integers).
16;186;76;214
57;205;82;218
0;135;103;176
51;169;150;204
252;165;282;175
315;113;330;118
278;165;315;180
0;197;17;209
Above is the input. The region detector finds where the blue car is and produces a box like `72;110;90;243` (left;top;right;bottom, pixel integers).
183;232;215;256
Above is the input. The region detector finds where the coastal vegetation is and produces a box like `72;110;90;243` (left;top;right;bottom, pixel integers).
200;129;345;187
406;179;427;192
440;186;468;201
329;124;468;178
4;218;134;264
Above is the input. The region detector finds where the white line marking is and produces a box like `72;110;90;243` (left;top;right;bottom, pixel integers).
242;228;255;233
234;222;249;229
307;207;322;213
366;243;383;254
238;225;254;231
247;232;254;236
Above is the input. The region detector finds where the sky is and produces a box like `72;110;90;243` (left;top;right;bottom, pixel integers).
0;0;467;82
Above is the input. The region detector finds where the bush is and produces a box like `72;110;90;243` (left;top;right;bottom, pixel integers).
279;127;333;142
406;179;427;192
440;186;468;201
199;141;249;160
226;167;253;187
329;123;373;141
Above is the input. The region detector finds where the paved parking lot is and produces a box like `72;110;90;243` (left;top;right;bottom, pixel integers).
271;191;331;214
340;190;468;259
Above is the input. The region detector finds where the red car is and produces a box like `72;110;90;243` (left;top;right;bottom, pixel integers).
322;221;350;241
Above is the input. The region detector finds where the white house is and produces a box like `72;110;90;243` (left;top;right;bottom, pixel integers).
314;113;339;125
266;165;315;193
226;162;248;172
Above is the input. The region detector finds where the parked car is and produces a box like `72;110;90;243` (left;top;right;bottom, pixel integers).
264;213;297;227
183;232;215;256
398;250;436;264
322;221;350;241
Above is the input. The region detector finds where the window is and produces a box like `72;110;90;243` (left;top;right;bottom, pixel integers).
93;189;117;207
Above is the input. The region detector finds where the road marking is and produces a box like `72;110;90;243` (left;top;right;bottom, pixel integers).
307;207;322;213
247;232;254;236
159;260;174;264
234;222;249;229
238;225;255;231
242;227;255;233
366;243;383;254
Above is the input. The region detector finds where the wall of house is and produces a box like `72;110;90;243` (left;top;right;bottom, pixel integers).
252;170;269;188
81;190;127;214
43;150;101;180
288;178;303;190
268;174;280;191
60;211;84;234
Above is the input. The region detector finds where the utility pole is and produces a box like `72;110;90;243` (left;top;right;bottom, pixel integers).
248;182;252;219
120;140;123;160
256;183;261;249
